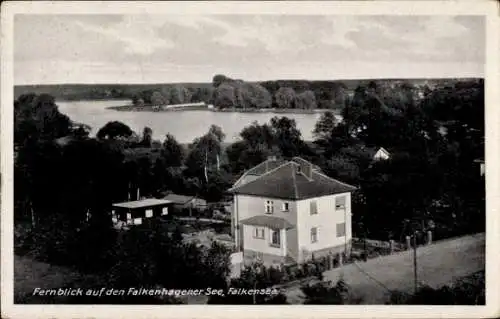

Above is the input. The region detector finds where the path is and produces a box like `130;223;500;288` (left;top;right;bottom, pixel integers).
285;233;485;304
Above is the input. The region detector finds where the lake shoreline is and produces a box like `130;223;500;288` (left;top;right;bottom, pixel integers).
107;104;339;114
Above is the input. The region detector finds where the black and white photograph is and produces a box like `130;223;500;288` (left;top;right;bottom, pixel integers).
1;1;498;318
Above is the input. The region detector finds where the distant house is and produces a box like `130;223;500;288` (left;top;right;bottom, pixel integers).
228;157;356;266
340;145;390;163
111;198;173;229
163;193;207;210
370;147;391;161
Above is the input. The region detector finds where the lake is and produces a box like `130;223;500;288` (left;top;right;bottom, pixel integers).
57;100;340;143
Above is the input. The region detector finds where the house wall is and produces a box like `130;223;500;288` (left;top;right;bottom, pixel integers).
233;194;299;260
242;225;285;257
296;192;352;262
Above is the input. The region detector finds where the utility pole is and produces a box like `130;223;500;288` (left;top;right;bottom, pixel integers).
413;230;418;295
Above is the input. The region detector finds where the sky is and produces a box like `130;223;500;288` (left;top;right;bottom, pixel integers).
14;14;485;85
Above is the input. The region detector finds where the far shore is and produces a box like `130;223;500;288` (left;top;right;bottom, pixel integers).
107;104;340;115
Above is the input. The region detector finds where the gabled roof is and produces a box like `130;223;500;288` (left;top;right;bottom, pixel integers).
240;215;294;230
163;193;206;205
228;160;356;200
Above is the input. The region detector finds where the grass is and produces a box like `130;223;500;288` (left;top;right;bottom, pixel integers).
14;255;101;303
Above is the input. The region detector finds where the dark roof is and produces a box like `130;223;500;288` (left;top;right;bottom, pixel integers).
233;156;322;187
244;159;287;176
112;198;173;209
229;161;356;200
240;215;294;230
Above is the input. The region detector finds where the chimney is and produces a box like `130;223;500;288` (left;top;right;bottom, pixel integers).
296;161;313;180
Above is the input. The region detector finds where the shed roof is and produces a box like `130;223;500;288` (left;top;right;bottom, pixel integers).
163;194;206;205
112;198;173;209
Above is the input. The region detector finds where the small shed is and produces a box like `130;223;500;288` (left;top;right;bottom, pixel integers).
111;198;173;226
163;193;207;210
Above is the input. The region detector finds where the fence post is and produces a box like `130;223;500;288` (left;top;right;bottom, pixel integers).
406;236;411;250
389;239;395;254
426;230;433;245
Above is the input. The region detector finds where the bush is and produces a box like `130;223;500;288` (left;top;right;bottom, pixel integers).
301;279;352;304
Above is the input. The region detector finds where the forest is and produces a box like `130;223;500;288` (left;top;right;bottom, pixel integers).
13;78;485;304
14;76;472;110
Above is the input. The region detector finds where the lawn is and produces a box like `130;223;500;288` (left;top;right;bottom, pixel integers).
14;255;101;303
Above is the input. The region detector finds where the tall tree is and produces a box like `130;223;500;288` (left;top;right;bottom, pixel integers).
270;116;308;158
313;111;338;141
296;90;317;109
161;133;184;167
275;87;297;109
141;126;153;147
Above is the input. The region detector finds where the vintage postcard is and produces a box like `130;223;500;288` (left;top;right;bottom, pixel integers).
1;1;499;318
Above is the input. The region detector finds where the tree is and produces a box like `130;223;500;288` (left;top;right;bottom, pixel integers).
208;263;288;304
313;111;338;141
141;126;153;147
167;85;192;105
213;83;237;108
14;93;72;145
239;121;275;149
270;116;308;158
150;91;166;106
185;126;226;182
301;280;359;304
212;74;229;88
296;90;317;109
275;87;297;109
161;133;184;167
388;271;485;305
96;121;134;140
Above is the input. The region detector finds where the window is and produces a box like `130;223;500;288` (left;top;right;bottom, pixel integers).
336;223;346;237
145;209;153;218
265;200;274;214
270;229;281;247
282;202;290;212
335;196;346;210
253;227;265;239
310;200;318;215
311;227;318;243
161;207;169;216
